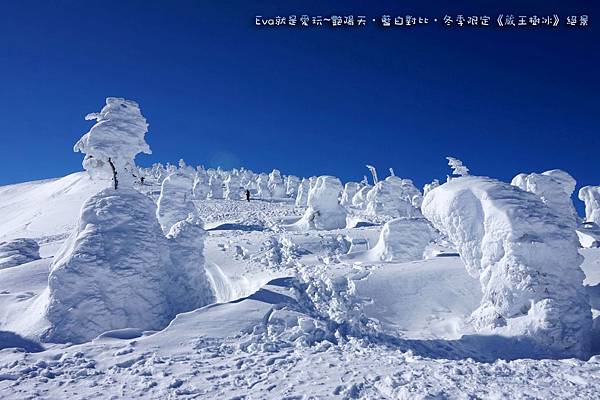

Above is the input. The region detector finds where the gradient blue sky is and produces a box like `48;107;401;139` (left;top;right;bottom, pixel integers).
0;1;598;211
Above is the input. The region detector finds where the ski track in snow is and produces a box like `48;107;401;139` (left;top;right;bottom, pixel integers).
1;173;600;399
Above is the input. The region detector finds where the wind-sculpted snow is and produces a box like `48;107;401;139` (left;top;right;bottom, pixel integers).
156;172;195;234
223;172;241;200
579;186;600;226
289;176;347;230
166;216;215;312
43;188;214;344
341;182;361;207
286;175;300;198
256;173;270;199
0;238;40;269
422;176;592;359
207;174;223;199
44;189;173;343
268;169;286;198
512;169;578;227
351;184;372;209
74;97;151;188
370;218;433;262
365;176;422;218
295;178;309;206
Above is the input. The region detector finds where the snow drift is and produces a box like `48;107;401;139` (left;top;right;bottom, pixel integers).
0;238;40;270
422;176;592;359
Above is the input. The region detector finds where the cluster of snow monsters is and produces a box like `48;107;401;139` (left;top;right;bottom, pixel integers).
43;98;598;360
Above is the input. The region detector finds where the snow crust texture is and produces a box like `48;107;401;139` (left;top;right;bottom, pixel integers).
422;176;592;358
0;238;40;270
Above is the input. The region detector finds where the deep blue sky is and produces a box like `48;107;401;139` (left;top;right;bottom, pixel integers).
0;1;598;211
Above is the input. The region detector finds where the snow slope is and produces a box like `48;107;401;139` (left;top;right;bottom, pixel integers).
1;171;600;399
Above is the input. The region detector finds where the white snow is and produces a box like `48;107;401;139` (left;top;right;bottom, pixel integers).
512;169;579;227
1;139;600;398
156;172;195;234
365;176;422;218
579;185;600;225
287;176;347;230
0;239;40;270
422;175;592;359
74;97;151;189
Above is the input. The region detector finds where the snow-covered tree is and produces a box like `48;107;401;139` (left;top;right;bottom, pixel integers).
74;97;151;190
446;157;469;177
366;165;379;184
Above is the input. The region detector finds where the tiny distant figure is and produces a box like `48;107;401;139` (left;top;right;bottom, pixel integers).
245;189;251;202
140;176;145;185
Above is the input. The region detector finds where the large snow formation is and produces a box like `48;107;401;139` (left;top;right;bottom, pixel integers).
156;172;196;234
295;178;310;206
422;176;592;359
74;97;151;189
351;185;372;209
256;173;271;199
512;169;578;227
43;188;214;344
268;169;286;198
341;182;361;207
44;189;172;343
365;176;422;218
224;172;241;200
579;186;600;226
166;216;215;313
292;176;347;230
208;174;223;199
370;218;433;262
0;238;40;270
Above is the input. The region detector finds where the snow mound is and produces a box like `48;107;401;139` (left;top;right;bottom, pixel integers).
288;176;347;230
0;238;40;270
344;218;433;263
166;216;216;313
295;178;309;206
43;188;213;344
268;169;286;198
351;184;372;209
370;218;433;262
579;186;600;226
422;176;592;358
156;172;195;234
341;182;361;207
365;176;422;218
512;169;578;227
